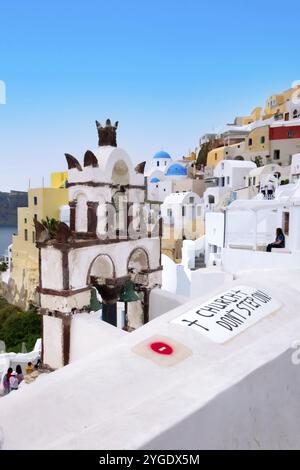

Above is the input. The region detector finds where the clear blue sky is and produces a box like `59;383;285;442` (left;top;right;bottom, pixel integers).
0;0;299;191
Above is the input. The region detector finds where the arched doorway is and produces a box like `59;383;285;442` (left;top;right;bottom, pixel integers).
234;156;244;161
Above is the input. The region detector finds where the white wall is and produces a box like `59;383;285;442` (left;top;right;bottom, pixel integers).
214;161;255;190
76;193;88;232
43;316;63;369
149;288;187;321
150;158;170;171
144;348;300;449
59;206;70;225
147;180;172;202
205;212;224;249
225;210;278;247
40;290;91;314
289;206;300;251
290;153;300;182
162;253;232;299
231;167;253;190
161;254;178;293
70;314;127;363
271;139;300;166
41;248;63;290
182;240;197;269
222;248;300;274
161;254;190;297
203;187;228;210
189;269;233;299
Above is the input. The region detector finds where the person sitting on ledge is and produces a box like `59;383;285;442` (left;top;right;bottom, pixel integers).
266;228;285;252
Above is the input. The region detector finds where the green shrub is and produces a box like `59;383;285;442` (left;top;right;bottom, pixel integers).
0;262;8;272
0;297;41;353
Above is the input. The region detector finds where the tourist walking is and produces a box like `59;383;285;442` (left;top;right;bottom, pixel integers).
16;364;24;384
266;228;285;252
267;181;275;200
2;367;13;395
25;362;34;375
9;372;19;391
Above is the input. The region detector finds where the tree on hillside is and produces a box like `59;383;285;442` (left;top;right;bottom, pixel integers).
196;141;214;167
0;261;8;272
252;156;263;168
0;311;41;353
0;298;41;353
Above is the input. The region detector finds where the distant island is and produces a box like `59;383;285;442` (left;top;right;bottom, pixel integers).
0;191;28;226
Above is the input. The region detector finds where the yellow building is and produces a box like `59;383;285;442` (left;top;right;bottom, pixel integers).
51;171;68;189
234;107;262;126
207;146;226;167
263;85;300;120
184;150;197;161
205;85;300;170
244;125;270;162
8;178;68;310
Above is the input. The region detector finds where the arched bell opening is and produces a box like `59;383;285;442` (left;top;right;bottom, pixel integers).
112;159;129;186
88;254;119;327
125;248;151;331
127;247;150;281
112;188;128;238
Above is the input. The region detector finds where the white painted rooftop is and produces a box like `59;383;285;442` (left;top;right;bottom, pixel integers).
271;118;300;128
162;191;201;205
215;160;256;170
248;164;282;178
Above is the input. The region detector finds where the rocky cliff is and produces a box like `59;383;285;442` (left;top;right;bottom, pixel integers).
0;191;28;226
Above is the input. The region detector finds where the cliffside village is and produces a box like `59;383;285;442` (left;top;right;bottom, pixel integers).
1;83;300;366
1;83;300;450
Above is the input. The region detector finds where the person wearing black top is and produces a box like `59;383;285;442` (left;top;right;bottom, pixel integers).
266;228;285;252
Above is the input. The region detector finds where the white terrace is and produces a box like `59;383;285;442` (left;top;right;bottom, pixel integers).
222;180;300;273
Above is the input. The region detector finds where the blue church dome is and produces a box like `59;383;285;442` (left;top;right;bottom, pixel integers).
150;177;160;183
153;150;171;159
165;163;187;176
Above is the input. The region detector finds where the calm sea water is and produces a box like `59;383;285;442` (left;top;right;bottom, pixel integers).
0;226;17;256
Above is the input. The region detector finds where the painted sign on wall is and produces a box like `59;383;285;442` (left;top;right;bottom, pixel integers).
172;285;281;343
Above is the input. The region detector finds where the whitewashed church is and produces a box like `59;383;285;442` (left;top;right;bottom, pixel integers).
35;120;162;369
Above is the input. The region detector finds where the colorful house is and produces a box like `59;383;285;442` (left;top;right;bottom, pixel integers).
5;174;68;309
243;125;271;164
263;85;300;120
233;107;262;126
270;120;300;166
